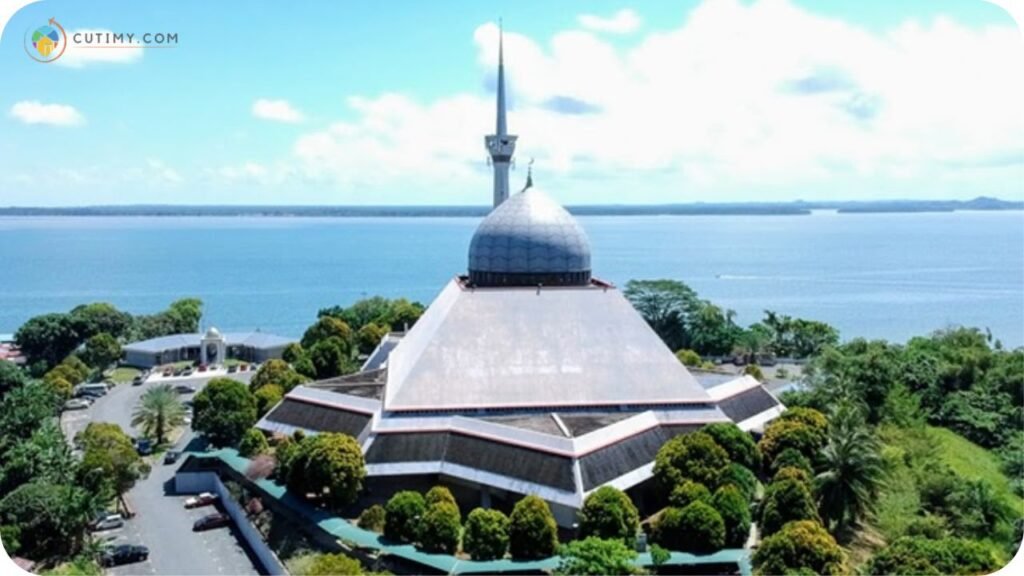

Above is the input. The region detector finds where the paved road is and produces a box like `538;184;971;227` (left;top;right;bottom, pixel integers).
62;371;260;576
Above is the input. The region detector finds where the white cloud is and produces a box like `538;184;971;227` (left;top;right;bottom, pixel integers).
282;0;1023;203
145;158;182;184
252;99;304;123
55;29;143;68
578;9;642;34
9;100;84;126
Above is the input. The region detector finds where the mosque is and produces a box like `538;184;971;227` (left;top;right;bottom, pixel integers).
257;30;784;525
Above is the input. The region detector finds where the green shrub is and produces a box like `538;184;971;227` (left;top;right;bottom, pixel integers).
753;520;844;575
865;536;999;576
425;485;458;509
701;422;760;471
357;504;386;533
743;364;764;381
286;432;365;509
418;501;461;553
760;479;818;535
384;491;425;543
238;428;269;457
509;495;559;560
654;431;730;491
463;507;510;561
668;480;711;509
303;552;364;575
719;463;758;502
655;501;725;554
713;485;751;547
578;486;639;544
675;349;701;366
772;465;811;485
770;447;813;475
557;537;638;575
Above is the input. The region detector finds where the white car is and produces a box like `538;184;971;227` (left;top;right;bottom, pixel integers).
63;398;92;411
184;492;218;508
89;513;124;532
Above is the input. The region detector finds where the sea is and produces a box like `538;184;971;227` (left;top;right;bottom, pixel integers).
1;211;1022;347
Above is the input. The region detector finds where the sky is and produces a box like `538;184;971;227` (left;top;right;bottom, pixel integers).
0;0;1021;206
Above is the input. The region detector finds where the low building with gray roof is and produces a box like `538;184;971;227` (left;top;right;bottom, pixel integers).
122;327;296;368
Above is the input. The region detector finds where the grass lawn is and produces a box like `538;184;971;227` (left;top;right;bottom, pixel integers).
223;358;251;367
106;366;142;384
928;426;1024;514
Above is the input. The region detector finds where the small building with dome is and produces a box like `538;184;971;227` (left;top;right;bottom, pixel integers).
122;328;296;368
256;30;785;525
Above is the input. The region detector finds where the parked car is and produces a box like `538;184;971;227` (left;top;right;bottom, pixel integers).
182;367;194;376
63;398;91;411
193;512;231;531
227;365;238;373
163;450;181;465
89;513;124;532
197;364;208;372
184;492;219;508
173;384;196;394
100;544;149;567
73;383;109;397
162;368;173;377
132;374;145;386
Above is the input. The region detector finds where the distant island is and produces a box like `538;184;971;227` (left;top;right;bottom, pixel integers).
0;196;1020;218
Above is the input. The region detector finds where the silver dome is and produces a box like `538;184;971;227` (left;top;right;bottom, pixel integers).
468;188;592;286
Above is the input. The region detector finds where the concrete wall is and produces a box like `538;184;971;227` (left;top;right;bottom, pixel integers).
175;471;286;576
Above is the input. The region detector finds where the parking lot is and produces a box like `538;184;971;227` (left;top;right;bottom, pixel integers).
61;370;261;575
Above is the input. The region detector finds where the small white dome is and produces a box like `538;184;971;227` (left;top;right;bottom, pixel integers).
204;327;222;339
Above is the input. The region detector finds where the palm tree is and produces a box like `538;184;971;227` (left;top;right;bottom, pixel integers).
814;400;884;535
131;384;186;444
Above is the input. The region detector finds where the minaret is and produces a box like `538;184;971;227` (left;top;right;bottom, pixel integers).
485;22;517;208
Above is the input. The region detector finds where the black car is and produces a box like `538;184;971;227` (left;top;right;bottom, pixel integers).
163;450;181;465
100;544;149;567
193;512;231;531
173;384;196;394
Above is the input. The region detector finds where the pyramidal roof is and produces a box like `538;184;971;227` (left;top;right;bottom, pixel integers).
383;278;712;412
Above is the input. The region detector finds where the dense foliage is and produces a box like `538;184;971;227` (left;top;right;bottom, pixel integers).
384;491;425;543
753;520;845;575
653;501;725;554
668;480;711;509
864;536;999;575
713;485;751;547
238;428;270;457
192;378;258;446
302;553;364;576
463;507;510;560
357;504;386;533
418;501;461;553
286;432;366;509
508;495;559;560
250;359;305;394
578;486;639;544
700;422;760;471
760;478;819;535
556;537;638;576
653;431;730;491
76;422;148;502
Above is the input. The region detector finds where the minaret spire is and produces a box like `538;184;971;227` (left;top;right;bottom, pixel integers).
485;20;517;208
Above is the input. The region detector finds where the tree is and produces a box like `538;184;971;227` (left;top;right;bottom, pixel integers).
303;553;364;576
425;485;458;508
578;486;639;544
753;520;845;575
0;382;58;440
774;466;811;485
384;491;425;543
0;421;77;494
701;422;760;471
69;303;133;341
0;482;89;560
719;463;757;503
254;384;284;417
760;478;818;535
81;333;122;369
309;337;356;379
15;313;79;369
758;418;826;472
239;429;270;457
713;485;751;547
623;279;699;352
654;502;725;554
688;302;743;356
250;359;305;394
675;349;701;367
509;495;559;559
761;311;839;358
166;298;203;334
357;322;389;355
463;507;510;560
653;431;729;491
0;361;30;397
814;402;883;533
282;343;305;364
743;364;764;381
287;433;365;509
192;378;258;447
770;447;813;475
43;375;73;400
668;480;711;509
77;423;147;506
649;544;670;567
556;537;638;576
131;384;186;444
418;501;461;553
357;504;386;533
864;536;998;576
301;317;354;351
